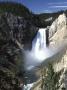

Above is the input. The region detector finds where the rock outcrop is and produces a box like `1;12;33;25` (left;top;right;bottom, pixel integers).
49;13;67;90
49;13;67;47
32;13;67;90
0;12;38;89
0;3;38;90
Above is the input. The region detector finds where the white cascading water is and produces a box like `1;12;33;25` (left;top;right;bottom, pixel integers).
24;28;54;90
25;28;54;70
32;28;49;60
24;28;63;90
23;14;67;89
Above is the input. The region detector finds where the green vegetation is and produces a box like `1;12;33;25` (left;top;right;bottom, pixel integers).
41;63;62;90
34;10;67;27
0;68;20;90
0;2;67;90
0;5;25;89
0;2;67;28
0;2;32;18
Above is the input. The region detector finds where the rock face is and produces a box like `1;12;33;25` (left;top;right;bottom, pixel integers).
49;13;67;90
32;13;67;90
1;13;38;48
0;12;38;90
49;13;67;47
0;2;67;90
0;2;39;90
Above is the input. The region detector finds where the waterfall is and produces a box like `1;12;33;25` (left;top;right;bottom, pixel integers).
32;28;46;51
31;28;49;60
24;28;54;90
31;28;53;61
25;28;53;70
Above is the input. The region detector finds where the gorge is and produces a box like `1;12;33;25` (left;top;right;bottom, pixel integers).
24;13;67;90
0;2;67;90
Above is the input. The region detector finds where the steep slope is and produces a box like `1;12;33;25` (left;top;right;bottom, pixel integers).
49;13;67;90
0;2;38;90
36;10;67;28
48;13;67;89
32;10;67;29
49;13;67;47
31;13;67;90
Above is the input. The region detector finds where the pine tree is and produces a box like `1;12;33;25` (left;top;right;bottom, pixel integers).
41;63;62;90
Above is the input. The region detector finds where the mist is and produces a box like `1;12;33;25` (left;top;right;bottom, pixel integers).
24;28;67;71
